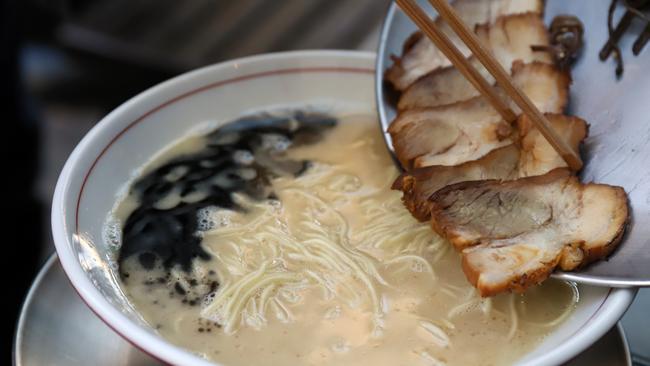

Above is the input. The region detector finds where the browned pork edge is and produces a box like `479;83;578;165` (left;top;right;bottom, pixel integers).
391;144;520;222
384;2;545;91
391;113;587;223
461;193;629;297
428;169;575;249
427;169;629;296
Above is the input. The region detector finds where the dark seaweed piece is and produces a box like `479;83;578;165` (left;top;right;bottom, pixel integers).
599;0;650;77
118;111;336;276
633;23;650;54
532;15;584;70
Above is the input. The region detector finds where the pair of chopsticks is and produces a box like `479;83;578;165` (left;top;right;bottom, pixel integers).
395;0;583;171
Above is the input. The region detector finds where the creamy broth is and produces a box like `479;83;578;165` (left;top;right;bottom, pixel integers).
116;113;577;366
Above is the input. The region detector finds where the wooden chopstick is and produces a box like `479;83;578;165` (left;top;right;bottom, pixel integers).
395;0;583;171
427;0;582;171
394;0;517;123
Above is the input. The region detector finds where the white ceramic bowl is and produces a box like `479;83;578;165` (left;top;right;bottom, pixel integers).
52;50;636;366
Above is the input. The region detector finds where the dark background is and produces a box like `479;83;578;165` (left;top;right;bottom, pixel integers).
4;0;390;360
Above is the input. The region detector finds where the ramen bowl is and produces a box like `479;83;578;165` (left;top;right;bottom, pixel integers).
51;50;636;366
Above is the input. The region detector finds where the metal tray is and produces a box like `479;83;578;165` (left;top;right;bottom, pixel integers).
375;0;650;287
14;255;161;366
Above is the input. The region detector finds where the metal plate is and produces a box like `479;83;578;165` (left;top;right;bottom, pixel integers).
13;254;631;366
376;0;650;287
14;255;162;366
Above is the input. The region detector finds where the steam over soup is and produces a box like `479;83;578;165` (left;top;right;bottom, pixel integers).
110;111;578;366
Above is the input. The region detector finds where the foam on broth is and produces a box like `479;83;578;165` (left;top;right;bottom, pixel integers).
115;113;577;366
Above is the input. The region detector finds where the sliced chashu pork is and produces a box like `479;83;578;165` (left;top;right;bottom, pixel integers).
516;110;585;177
385;1;544;91
389;63;570;170
392;114;588;221
393;144;520;222
398;14;555;110
427;169;628;296
389;96;509;170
